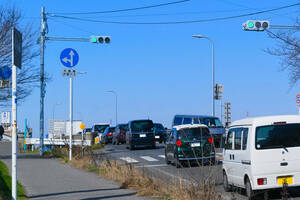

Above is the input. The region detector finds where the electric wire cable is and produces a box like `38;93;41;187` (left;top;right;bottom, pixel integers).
48;0;190;15
49;2;300;25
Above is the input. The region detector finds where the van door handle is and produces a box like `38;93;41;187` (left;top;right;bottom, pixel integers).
229;154;232;160
232;154;235;160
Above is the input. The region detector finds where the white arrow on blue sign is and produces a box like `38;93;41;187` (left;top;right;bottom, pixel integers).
60;48;79;68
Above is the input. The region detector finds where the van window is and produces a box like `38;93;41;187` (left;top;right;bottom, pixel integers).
178;127;210;140
242;128;248;150
193;118;200;124
225;130;233;149
234;129;242;150
256;123;300;150
183;118;192;124
174;117;183;126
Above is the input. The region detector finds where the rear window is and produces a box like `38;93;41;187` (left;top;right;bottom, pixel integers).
119;125;128;131
183;118;192;124
94;125;109;133
131;120;154;132
256;123;300;150
154;123;164;130
178;127;211;140
108;128;115;132
174;117;183;126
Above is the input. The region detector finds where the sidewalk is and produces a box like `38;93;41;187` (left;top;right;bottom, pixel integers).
0;142;153;200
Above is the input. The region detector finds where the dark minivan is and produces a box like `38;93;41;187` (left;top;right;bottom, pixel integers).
154;123;167;143
112;123;128;145
102;127;115;144
126;120;155;150
165;124;215;168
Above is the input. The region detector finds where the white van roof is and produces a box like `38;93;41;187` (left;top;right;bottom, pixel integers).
173;124;208;130
230;115;300;127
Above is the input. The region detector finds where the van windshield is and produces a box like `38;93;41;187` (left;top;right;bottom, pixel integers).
178;128;211;140
256;124;300;150
131;121;154;133
200;118;223;128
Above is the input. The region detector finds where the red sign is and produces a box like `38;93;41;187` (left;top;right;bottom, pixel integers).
296;95;300;104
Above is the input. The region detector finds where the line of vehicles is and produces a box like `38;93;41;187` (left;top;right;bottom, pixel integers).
85;114;300;199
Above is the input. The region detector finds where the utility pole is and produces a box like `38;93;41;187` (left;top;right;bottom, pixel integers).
39;7;48;155
40;7;47;156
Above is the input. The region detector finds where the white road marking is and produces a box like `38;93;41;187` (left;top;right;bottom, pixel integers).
119;157;139;163
140;156;159;162
136;164;168;168
158;155;165;159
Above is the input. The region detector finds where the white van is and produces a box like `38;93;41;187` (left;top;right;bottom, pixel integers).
222;115;300;199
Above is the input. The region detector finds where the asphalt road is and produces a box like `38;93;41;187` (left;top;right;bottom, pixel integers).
0;141;154;200
98;143;300;200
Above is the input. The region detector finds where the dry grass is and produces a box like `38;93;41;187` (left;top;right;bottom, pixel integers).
51;146;223;200
98;160;222;200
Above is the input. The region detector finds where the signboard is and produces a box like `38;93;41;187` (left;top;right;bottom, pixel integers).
80;123;86;130
60;48;79;68
12;28;22;69
296;95;300;104
1;111;11;124
62;68;77;77
0;66;12;79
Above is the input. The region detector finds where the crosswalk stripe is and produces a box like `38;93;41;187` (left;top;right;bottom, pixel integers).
120;157;139;163
158;155;165;159
140;156;159;162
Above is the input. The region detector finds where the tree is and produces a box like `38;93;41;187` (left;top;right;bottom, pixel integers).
0;5;42;105
266;18;300;85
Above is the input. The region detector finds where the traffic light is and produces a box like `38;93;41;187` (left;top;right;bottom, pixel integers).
224;102;231;127
243;20;270;31
90;36;111;44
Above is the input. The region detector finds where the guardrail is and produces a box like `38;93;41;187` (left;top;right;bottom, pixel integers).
25;138;92;146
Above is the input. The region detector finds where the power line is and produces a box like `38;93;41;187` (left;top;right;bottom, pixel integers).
48;0;190;15
49;2;300;25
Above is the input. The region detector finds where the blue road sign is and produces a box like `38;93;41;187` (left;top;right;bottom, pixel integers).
60;48;79;68
0;66;12;79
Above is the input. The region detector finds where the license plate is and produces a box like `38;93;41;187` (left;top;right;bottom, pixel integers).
277;176;293;185
140;134;146;138
155;136;160;139
191;143;200;147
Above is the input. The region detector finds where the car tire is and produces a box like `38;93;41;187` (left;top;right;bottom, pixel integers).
223;171;232;192
129;145;134;151
245;177;254;200
175;156;181;168
165;153;171;165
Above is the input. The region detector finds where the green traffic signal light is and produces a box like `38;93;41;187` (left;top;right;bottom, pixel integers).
90;37;97;43
248;21;254;28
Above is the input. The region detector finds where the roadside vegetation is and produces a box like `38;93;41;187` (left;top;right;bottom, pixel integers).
49;145;222;200
0;161;27;200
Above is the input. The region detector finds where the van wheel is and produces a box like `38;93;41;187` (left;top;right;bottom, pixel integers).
245;178;254;200
223;171;232;192
175;156;181;168
129;145;134;151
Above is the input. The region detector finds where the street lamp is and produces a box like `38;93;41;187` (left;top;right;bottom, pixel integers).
106;90;118;126
192;35;215;117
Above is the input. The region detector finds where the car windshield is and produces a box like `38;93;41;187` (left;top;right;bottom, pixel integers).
200;118;223;128
154;123;164;130
131;121;153;133
256;123;300;149
178;127;211;140
119;125;128;131
94;125;109;133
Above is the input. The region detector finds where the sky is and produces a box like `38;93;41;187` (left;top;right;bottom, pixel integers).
1;0;300;137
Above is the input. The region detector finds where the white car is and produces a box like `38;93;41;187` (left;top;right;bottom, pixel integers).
222;115;300;199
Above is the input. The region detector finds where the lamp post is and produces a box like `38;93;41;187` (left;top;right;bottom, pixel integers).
192;35;215;116
106;90;118;126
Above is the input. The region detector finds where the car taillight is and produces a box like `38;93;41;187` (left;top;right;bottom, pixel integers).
176;140;182;147
107;133;112;136
208;137;214;144
118;131;120;135
257;178;267;185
